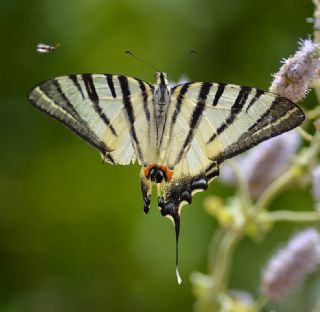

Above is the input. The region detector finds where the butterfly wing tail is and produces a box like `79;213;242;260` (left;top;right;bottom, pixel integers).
160;164;220;284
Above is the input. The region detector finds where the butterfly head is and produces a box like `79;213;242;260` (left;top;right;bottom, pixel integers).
154;72;171;106
155;72;169;87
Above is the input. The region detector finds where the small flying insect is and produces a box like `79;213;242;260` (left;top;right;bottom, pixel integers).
36;43;60;54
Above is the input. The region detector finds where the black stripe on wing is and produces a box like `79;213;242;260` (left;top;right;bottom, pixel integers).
135;78;151;122
213;82;226;106
174;82;212;165
161;83;191;154
50;79;82;120
245;89;264;112
210;96;305;163
69;74;85;99
104;153;116;164
28;82;112;154
105;74;117;98
207;86;252;144
82;74;99;104
118;75;144;163
171;83;191;125
166;83;191;146
205;162;220;182
81;74;118;137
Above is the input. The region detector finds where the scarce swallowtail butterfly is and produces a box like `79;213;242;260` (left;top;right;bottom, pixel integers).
28;71;305;283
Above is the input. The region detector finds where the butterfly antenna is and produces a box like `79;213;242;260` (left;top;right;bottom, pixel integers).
125;51;160;72
164;49;198;71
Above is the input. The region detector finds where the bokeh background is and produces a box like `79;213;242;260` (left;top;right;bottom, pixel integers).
0;0;319;311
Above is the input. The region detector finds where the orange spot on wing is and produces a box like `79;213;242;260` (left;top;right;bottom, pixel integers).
159;165;174;182
144;164;174;182
144;163;156;177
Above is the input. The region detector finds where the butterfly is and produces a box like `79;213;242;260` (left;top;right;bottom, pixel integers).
28;71;305;283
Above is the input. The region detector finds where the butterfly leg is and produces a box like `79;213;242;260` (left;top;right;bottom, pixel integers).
140;169;152;214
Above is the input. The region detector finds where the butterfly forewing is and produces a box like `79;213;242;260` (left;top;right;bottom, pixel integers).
28;74;154;165
168;82;304;167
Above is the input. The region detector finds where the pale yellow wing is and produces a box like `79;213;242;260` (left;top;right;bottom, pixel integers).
159;81;304;218
28;74;154;165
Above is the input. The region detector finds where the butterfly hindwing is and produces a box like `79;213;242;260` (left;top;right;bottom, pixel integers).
28;74;154;165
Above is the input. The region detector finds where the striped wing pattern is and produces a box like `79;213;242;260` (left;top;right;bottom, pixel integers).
29;73;305;283
158;82;304;224
168;82;304;167
28;74;154;165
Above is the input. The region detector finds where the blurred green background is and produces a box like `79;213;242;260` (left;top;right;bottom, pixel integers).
0;0;319;311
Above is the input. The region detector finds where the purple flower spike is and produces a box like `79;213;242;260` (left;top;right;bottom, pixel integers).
270;39;320;102
261;228;320;301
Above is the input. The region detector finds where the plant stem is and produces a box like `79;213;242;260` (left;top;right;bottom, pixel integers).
255;168;297;213
208;228;225;274
297;127;313;142
211;229;243;293
268;210;320;222
255;132;320;214
306;105;320;120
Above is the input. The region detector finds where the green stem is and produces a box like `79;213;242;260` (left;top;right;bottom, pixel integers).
268;210;320;222
255;133;320;214
297;127;313;142
306;105;320;120
255;168;297;213
211;229;243;293
208;228;225;274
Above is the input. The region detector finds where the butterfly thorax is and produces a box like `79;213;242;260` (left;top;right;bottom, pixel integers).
154;72;170;113
153;72;171;147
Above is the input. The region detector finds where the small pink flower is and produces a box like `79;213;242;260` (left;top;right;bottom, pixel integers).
261;228;320;301
270;39;320;102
